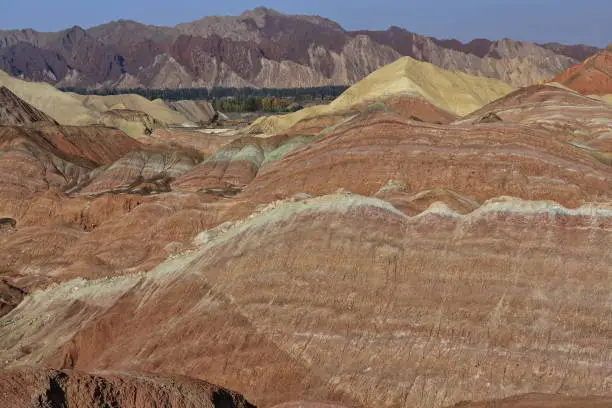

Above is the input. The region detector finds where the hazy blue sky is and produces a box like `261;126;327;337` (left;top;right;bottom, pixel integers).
1;0;610;46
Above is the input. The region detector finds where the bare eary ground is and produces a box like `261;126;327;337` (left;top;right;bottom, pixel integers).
0;194;610;408
0;58;610;408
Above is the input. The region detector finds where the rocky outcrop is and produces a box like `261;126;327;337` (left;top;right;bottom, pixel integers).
0;218;16;229
0;8;600;89
169;100;224;125
100;109;162;137
0;367;256;408
0;86;57;125
0;279;24;317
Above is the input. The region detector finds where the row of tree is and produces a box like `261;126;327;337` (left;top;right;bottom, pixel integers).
60;86;349;104
213;96;303;113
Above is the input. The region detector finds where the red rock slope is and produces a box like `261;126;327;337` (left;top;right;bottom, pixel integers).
240;109;611;208
445;393;612;408
1;194;610;408
455;84;612;151
274;396;612;408
0;69;611;408
550;50;612;95
0;367;255;408
0;124;141;214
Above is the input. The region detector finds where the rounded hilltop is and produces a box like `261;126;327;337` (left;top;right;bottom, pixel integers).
247;56;514;135
550;48;612;96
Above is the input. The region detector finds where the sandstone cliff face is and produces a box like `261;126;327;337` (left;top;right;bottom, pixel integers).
0;8;600;89
0;367;256;408
0;86;57;125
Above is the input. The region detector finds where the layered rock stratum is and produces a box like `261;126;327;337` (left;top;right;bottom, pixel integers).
169;100;225;125
246;57;514;134
550;50;612;96
0;55;610;408
0;86;57;125
69;92;194;126
0;367;256;408
0;70;194;131
456;84;612;154
1;194;610;408
0;70;100;125
0;7;601;89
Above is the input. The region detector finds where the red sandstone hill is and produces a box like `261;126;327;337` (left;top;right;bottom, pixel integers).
238;109;610;208
273;396;612;408
0;124;141;214
445;394;612;407
455;84;612;151
550;50;612;95
0;61;611;408
1;193;610;408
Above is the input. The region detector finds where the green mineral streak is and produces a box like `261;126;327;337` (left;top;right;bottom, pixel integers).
363;101;390;113
262;135;314;166
206;144;265;167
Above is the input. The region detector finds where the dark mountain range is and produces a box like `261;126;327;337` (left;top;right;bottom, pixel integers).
0;7;601;89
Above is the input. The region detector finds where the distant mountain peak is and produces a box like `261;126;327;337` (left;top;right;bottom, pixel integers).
112;19;146;26
387;26;407;33
67;25;86;33
240;6;283;20
0;9;601;90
